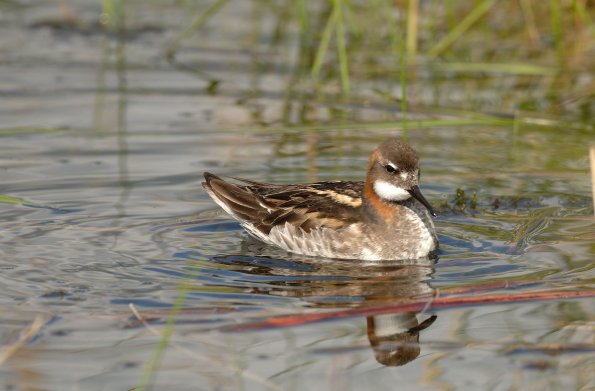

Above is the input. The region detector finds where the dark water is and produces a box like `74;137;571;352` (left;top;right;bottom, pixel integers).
0;1;594;390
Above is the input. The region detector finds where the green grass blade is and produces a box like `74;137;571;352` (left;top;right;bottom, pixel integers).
311;4;337;81
295;0;309;36
135;282;191;391
257;117;514;134
406;0;419;62
101;0;114;24
433;62;559;76
0;195;34;206
428;0;497;58
400;17;407;135
550;0;563;52
100;0;126;31
384;0;407;133
333;0;350;95
573;0;595;33
520;0;539;42
166;0;231;58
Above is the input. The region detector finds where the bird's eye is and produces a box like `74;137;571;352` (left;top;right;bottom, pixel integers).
385;164;397;173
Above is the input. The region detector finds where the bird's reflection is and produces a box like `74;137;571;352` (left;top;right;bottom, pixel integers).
367;312;436;366
212;242;438;367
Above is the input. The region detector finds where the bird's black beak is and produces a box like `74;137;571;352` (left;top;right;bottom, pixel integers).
408;185;437;217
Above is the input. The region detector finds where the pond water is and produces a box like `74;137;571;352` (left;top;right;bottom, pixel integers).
0;1;594;390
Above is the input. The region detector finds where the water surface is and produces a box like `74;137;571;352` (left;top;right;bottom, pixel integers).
0;1;594;390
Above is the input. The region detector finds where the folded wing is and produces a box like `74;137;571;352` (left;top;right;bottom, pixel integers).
202;172;362;236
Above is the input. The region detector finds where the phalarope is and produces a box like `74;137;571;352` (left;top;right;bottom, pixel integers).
202;139;438;260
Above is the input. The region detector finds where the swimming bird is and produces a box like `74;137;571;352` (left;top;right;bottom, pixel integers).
202;139;438;260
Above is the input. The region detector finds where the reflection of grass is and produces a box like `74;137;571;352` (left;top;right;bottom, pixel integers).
134;270;274;391
136;283;189;391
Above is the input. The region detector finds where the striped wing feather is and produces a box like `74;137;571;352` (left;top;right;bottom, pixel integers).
202;172;362;235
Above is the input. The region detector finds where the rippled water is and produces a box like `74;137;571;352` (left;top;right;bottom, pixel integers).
1;2;594;390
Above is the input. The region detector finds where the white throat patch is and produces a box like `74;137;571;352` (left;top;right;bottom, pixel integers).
373;180;411;201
